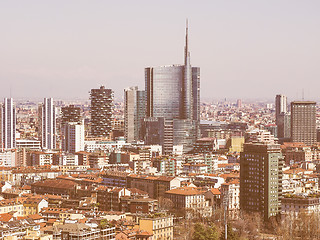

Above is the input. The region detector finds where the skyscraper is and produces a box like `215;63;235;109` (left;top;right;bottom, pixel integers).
240;142;283;220
275;94;287;123
124;86;146;143
62;121;85;153
61;105;81;125
39;98;56;150
90;86;113;138
0;98;16;149
291;101;316;145
144;21;200;154
275;94;289;139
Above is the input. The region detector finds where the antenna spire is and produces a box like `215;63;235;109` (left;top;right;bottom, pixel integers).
184;19;190;66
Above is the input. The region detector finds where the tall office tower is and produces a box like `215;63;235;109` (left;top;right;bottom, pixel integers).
291;101;316;145
61;105;81;125
0;98;16;149
278;112;291;140
236;99;242;108
275;94;288;139
39;98;56;150
124;86;146;143
90;86;113;138
62;121;85;153
275;94;287;122
144;21;200;154
240;142;283;220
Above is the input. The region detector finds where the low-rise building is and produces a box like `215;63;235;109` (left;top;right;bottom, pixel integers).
281;196;320;215
139;215;173;240
44;223;115;240
165;187;211;217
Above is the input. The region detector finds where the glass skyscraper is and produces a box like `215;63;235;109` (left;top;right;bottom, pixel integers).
144;21;200;154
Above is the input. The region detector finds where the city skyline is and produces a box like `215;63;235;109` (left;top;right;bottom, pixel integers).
1;1;320;101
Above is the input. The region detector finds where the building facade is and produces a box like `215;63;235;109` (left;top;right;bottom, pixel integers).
62;121;85;153
124;86;146;143
144;23;200;154
1;98;16;149
240;142;283;220
61;105;81;125
291;101;316;145
90;86;113;138
39;98;56;150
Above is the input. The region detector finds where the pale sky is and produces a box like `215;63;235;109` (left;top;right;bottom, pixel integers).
1;0;320;101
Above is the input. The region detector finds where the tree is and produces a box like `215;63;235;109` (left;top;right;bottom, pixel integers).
192;223;219;240
219;223;239;240
158;197;174;211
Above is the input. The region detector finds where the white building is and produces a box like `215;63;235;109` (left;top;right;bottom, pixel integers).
84;138;129;152
165;187;212;218
1;98;16;149
221;180;240;219
16;139;41;150
62;121;85;153
60;154;79;166
0;150;16;167
39;98;56;150
30;151;53;166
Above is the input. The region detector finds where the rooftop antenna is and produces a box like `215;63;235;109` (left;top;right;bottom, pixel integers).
302;89;304;101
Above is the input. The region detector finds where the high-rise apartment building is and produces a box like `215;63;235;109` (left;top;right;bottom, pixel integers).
291;101;316;145
90;86;113;138
275;94;289;139
0;98;16;149
61;105;81;125
124;86;146;143
240;142;283;220
144;22;200;154
39;98;56;150
62;121;85;153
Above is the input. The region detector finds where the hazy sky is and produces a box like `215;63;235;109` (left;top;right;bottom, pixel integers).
1;1;320;101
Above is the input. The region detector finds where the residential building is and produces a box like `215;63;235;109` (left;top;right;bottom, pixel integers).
240;142;283;220
39;98;56;150
23;197;48;216
0;150;16;167
0;198;24;216
221;180;240;219
127;175;181;199
281;196;320;215
61;105;81;125
165;187;211;217
139;215;173;240
0;98;16;149
124;86;146;143
31;179;77;198
61;121;85;153
44;223;115;240
90;86;113;138
16;139;41;150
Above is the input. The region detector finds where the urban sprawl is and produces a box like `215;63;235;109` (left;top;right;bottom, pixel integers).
0;25;319;240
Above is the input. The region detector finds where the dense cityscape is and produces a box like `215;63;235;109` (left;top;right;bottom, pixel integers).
1;4;320;240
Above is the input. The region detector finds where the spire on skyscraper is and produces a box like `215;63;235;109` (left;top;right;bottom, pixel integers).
184;18;190;66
